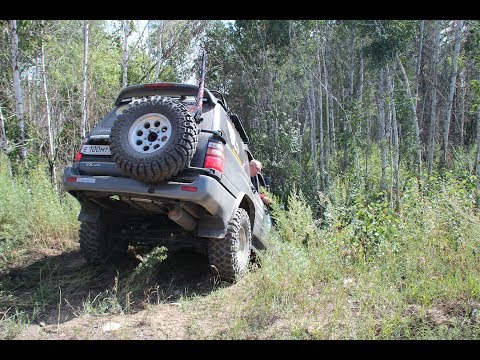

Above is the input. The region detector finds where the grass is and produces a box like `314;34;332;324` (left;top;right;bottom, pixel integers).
182;173;480;339
1;151;480;339
0;154;80;270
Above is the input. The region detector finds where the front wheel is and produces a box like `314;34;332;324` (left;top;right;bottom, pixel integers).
208;208;252;281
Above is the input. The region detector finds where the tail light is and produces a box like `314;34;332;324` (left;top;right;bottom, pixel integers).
74;137;88;162
203;141;225;173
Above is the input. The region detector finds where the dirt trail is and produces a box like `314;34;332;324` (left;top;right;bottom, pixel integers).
2;247;229;339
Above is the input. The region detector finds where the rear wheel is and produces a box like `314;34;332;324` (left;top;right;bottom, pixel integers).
208;208;252;281
79;216;127;265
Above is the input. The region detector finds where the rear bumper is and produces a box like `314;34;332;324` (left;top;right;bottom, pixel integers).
63;166;235;220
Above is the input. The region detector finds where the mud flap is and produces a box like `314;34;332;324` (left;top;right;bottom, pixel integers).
78;201;101;223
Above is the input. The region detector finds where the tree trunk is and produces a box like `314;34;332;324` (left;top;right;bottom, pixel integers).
476;94;480;208
397;55;422;187
427;20;441;187
441;20;463;170
10;20;27;161
307;69;318;193
0;104;7;151
359;42;364;107
459;68;466;146
378;67;387;191
153;20;164;82
322;46;331;193
41;43;57;191
387;64;400;212
326;33;336;159
122;21;130;88
415;20;424;116
81;20;89;139
316;48;325;192
348;28;355;106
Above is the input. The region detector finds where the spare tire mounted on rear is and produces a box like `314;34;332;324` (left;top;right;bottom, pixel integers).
110;96;198;182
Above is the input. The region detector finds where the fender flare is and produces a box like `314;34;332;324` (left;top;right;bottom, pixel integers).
230;192;255;229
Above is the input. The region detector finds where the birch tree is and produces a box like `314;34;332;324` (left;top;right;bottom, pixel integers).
378;67;387;191
441;19;463;169
122;20;131;88
0;104;7;151
307;68;318;193
153;20;164;82
316;48;325;192
10;20;27;161
41;42;57;190
397;55;422;186
387;64;400;211
81;20;89;139
427;21;441;185
476;95;480;208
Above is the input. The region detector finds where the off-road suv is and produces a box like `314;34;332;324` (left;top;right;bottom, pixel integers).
63;82;272;281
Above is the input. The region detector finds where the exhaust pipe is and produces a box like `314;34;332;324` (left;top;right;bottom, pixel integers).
168;205;197;232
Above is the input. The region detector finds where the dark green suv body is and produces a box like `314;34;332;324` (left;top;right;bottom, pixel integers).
63;83;271;280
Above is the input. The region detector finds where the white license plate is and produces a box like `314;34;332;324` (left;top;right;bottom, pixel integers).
81;144;111;155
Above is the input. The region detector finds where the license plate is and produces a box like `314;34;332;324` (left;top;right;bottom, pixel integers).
81;144;111;155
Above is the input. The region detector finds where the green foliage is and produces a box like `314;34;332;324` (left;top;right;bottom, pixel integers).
0;154;79;267
336;192;400;260
271;186;318;247
132;246;168;279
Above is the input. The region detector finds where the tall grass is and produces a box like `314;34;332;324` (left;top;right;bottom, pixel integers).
204;173;480;339
0;154;80;265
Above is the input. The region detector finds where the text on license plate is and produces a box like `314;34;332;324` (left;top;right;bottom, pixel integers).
81;144;111;155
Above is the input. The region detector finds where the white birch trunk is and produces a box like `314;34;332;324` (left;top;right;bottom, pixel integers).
459;69;466;145
317;48;325;192
397;55;422;186
387;64;400;212
322;48;331;192
41;43;57;190
10;20;26;160
348;28;355;106
476;95;480;208
427;21;441;183
378;67;387;191
122;21;130;88
307;69;318;193
0;104;7;151
81;20;89;139
442;19;463;168
153;20;164;82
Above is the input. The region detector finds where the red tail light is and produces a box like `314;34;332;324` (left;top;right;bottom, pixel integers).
74;137;88;162
74;151;83;162
203;141;225;173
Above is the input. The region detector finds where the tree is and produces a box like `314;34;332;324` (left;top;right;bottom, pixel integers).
10;20;27;161
427;20;441;187
441;20;463;170
81;20;89;139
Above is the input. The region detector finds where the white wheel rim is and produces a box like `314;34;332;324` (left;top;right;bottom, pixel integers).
128;113;172;154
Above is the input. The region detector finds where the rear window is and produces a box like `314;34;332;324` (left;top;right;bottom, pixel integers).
96;98;213;131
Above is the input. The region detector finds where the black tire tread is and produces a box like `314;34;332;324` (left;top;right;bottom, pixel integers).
79;221;127;265
208;208;252;281
110;96;198;182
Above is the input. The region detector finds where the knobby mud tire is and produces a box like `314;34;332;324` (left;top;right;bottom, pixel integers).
110;96;198;182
